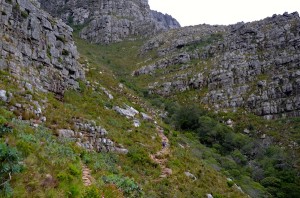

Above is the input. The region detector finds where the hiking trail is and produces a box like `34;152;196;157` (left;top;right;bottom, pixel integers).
82;164;94;186
150;125;172;178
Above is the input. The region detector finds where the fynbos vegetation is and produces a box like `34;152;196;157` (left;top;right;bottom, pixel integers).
0;0;299;197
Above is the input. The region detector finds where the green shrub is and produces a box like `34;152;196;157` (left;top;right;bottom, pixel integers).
62;49;70;56
12;4;20;13
0;116;7;125
0;109;13;120
172;105;204;130
21;10;28;18
57;172;73;182
56;35;67;43
172;131;178;137
16;141;33;157
227;180;234;187
0;123;12;137
67;16;74;25
67;185;80;198
1;182;13;197
78;80;87;92
18;133;37;143
261;177;281;188
231;150;247;165
213;194;225;198
229;169;241;178
83;186;101;198
127;147;152;166
0;143;23;196
47;46;52;59
81;152;92;164
68;164;81;176
103;174;143;197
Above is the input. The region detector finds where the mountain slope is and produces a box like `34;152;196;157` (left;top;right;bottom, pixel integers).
0;1;299;197
72;28;300;198
134;12;300;119
38;0;180;44
0;1;246;197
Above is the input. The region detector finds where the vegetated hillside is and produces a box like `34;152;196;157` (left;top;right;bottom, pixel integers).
38;0;180;44
0;29;245;198
71;27;300;198
0;1;299;198
1;1;245;198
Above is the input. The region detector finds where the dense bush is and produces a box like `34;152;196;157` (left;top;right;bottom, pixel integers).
82;186;101;198
0;116;12;137
171;106;247;153
103;175;143;197
172;105;204;131
167;104;300;197
127;147;152;166
0;142;23;197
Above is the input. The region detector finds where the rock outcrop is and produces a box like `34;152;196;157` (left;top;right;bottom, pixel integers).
58;120;128;154
38;0;180;44
0;0;84;94
151;10;180;30
134;12;300;119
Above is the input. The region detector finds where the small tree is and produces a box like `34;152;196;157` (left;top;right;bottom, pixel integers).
172;105;204;131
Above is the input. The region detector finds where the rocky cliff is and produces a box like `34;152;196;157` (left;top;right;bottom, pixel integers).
0;0;84;94
134;12;300;119
38;0;180;44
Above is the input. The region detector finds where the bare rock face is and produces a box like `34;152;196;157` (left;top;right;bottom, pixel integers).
151;10;181;30
135;12;300;119
0;0;85;94
38;0;180;44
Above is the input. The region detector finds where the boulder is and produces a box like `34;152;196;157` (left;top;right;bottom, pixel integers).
184;171;197;180
133;119;141;127
163;168;172;176
113;105;139;118
58;129;75;138
141;112;153;121
114;147;129;155
0;90;7;102
206;194;214;198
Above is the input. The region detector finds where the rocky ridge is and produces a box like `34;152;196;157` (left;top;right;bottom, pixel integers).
0;0;84;94
38;0;180;44
134;12;300;119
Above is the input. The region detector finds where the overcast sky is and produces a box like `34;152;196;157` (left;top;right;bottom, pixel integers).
149;0;300;26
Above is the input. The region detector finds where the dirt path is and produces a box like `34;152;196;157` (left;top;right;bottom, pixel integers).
114;85;172;178
82;164;93;186
150;126;172;178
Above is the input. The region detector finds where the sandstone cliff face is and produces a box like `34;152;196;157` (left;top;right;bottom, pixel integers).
151;10;181;30
38;0;180;44
0;0;84;94
135;12;300;119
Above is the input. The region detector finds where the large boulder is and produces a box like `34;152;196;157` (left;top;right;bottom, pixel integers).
0;90;7;102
